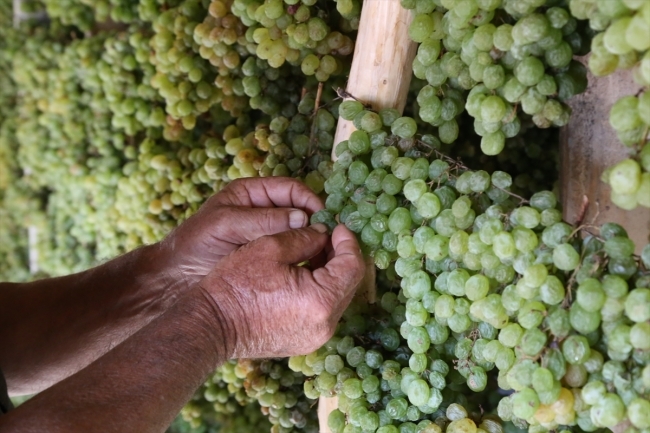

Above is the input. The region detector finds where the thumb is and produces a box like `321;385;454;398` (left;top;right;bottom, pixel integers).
313;225;365;302
247;224;330;265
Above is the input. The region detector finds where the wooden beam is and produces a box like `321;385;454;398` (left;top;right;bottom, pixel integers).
319;0;417;431
560;60;650;254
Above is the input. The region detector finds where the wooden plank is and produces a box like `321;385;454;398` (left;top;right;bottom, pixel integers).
13;0;48;27
332;2;417;149
319;0;417;431
560;60;650;254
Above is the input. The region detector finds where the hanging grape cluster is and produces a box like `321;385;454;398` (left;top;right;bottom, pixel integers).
308;98;650;433
406;0;589;157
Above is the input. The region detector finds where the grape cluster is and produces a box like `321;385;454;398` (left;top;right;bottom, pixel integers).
309;100;650;432
405;0;589;157
184;359;319;432
42;0;140;30
41;0;96;32
291;294;506;433
0;4;26;280
250;83;341;188
96;32;167;136
569;0;649;81
180;369;272;432
192;0;354;120
147;1;226;129
602;145;650;210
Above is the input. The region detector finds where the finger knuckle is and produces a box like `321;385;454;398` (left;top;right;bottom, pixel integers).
211;207;236;231
230;178;245;188
311;302;332;326
261;235;284;254
314;324;334;348
258;208;280;232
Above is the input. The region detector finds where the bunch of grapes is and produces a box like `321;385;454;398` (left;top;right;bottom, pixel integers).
601;140;650;210
228;0;356;77
42;0;141;29
185;359;319;432
7;34;134;273
42;0;96;32
77;0;140;24
0;2;64;282
0;116;41;281
179;366;272;432
290;292;505;433
569;0;649;80
191;0;355;120
308;99;650;432
94;31;167;136
600;88;650;210
147;0;225;129
405;0;589;157
249;83;342;189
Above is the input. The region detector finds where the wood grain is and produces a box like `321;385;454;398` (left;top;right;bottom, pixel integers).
332;0;417;151
560;61;650;254
319;0;416;431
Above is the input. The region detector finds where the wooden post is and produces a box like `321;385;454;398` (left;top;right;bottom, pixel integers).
332;3;417;149
13;0;48;27
560;62;650;253
319;0;417;430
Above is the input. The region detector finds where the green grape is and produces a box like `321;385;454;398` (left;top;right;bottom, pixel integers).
628;398;650;429
409;13;435;43
340;101;364;121
480;96;507;123
511;387;540;419
575;278;606;311
625;288;650;322
552;243;580;271
499;323;523;348
562;335;591;364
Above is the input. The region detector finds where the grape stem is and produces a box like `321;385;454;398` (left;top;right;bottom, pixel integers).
417;140;530;204
333;87;372;109
574;194;590;226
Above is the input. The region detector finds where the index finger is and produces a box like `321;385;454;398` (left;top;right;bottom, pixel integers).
214;177;324;214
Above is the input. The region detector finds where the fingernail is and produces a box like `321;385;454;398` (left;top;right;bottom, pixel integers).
312;223;328;234
289;210;307;229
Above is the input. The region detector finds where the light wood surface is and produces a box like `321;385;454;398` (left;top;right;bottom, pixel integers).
319;0;416;431
560;61;650;254
332;0;417;152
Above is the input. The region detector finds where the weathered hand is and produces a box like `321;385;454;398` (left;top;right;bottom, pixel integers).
198;224;365;359
158;177;324;289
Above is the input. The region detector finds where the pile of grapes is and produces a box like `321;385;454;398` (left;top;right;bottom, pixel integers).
0;0;648;433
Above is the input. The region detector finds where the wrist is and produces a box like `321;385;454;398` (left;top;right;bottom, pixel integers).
135;242;192;297
185;285;237;362
153;236;206;293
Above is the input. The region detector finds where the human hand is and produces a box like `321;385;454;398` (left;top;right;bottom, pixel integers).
158;177;324;290
197;224;365;359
